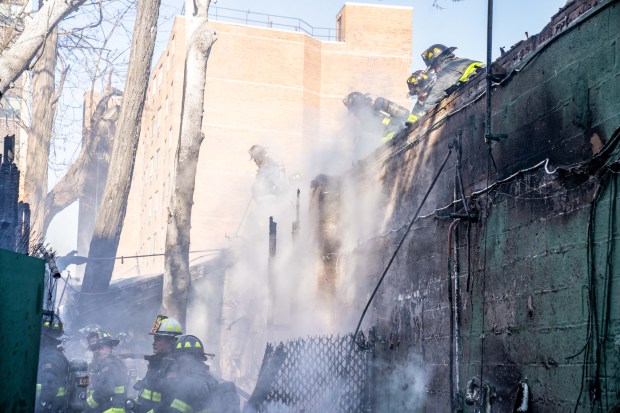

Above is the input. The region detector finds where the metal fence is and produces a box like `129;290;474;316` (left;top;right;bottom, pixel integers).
0;135;29;253
250;332;373;413
207;6;341;41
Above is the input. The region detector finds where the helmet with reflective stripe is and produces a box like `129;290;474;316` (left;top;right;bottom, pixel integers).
421;44;457;68
86;330;119;350
41;310;64;338
407;70;431;96
175;335;206;357
149;315;183;337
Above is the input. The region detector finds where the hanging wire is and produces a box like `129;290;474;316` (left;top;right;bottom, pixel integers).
350;143;454;346
574;169;610;412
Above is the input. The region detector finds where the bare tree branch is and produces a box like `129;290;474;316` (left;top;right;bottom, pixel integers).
0;0;89;97
0;2;29;52
51;57;69;107
43;88;122;234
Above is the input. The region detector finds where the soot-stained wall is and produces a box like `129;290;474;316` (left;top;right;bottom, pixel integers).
312;1;620;411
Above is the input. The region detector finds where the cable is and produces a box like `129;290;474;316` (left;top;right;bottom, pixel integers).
337;142;455;410
65;247;227;262
574;171;609;412
351;142;454;348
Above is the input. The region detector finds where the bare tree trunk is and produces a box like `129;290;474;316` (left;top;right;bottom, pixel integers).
24;29;59;241
0;0;87;97
81;0;161;293
161;0;216;325
42;88;121;235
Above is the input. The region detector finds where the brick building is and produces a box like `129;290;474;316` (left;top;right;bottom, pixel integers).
112;3;413;277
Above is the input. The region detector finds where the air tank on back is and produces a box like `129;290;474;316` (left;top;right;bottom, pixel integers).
373;97;410;122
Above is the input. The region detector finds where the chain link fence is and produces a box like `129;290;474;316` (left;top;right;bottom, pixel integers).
247;332;374;413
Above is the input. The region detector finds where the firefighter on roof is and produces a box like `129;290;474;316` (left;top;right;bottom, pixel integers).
248;145;289;203
411;44;485;115
343;91;416;142
84;330;127;413
36;310;70;413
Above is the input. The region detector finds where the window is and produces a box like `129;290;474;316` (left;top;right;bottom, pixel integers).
155;149;160;171
151;116;156;141
165;96;169;116
148;197;152;217
0;96;22;117
168;128;173;149
152;76;157;96
154;191;158;215
166;53;170;71
156;108;161;140
149;156;154;177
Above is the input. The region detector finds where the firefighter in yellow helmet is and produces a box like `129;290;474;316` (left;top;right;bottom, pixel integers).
84;329;127;413
36;310;69;413
126;315;183;412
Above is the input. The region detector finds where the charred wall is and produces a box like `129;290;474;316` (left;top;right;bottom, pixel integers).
313;1;620;411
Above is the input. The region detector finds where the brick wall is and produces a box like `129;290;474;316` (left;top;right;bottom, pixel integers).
115;4;413;277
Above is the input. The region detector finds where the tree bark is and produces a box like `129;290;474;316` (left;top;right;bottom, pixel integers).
24;29;58;242
81;0;161;293
0;0;87;97
161;0;216;325
42;89;121;235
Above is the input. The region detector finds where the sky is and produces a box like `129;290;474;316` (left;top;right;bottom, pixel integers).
47;0;568;258
191;0;567;67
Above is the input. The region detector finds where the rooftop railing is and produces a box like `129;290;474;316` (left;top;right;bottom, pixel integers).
206;6;342;41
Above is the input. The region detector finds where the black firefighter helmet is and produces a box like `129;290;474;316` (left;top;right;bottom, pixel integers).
343;91;373;112
421;44;457;68
86;330;120;351
41;310;64;340
175;334;208;360
406;70;432;97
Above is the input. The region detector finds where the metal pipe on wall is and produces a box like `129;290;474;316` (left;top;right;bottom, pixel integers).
484;0;494;144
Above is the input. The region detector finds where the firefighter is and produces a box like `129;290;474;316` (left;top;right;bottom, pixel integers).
127;315;182;412
406;69;434;123
343;91;414;143
84;330;127;413
161;335;241;413
342;91;374;119
414;44;485;114
36;310;69;413
248;145;289;203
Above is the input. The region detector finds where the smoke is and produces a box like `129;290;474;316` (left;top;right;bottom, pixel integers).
374;352;429;411
187;102;399;400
